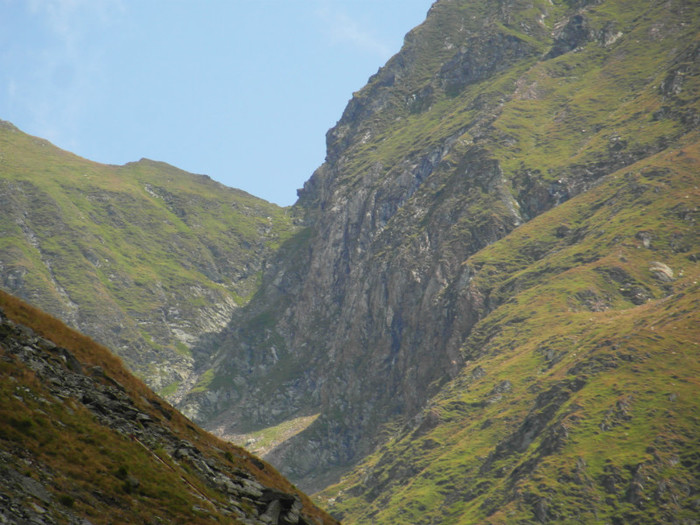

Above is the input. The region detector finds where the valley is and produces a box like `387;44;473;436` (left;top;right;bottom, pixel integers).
1;0;699;522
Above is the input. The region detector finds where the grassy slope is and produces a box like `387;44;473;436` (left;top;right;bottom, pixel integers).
194;0;554;449
321;135;700;523
0;289;336;524
329;0;698;196
188;0;699;493
315;0;700;520
0;121;298;393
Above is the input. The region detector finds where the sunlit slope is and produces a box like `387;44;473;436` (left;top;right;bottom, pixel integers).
0;120;298;396
0;289;336;524
321;137;700;523
180;0;700;495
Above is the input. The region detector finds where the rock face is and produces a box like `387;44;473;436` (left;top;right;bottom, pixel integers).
319;142;700;522
0;125;298;400
0;291;336;525
1;0;698;520
178;0;700;496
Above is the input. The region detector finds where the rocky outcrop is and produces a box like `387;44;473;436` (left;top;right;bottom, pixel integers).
178;0;700;494
0;300;335;525
440;32;537;95
545;14;594;59
317;132;700;523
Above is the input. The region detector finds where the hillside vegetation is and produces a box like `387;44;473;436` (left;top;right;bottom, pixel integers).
0;120;298;397
176;0;700;504
320;136;700;523
0;0;698;521
0;289;336;524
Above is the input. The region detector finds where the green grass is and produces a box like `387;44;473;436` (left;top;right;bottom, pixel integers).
159;380;181;398
189;368;215;394
0;123;300;393
318;131;700;523
229;414;321;456
187;0;700;504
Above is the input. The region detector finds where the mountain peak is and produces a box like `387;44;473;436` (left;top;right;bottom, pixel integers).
179;0;700;505
1;0;698;522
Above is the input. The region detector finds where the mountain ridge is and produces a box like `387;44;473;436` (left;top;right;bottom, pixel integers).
1;0;698;521
0;121;299;400
177;0;700;498
320;133;700;523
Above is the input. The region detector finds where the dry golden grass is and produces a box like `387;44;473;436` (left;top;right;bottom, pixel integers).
0;289;337;524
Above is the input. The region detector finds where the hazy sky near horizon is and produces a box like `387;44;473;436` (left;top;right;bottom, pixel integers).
0;0;433;206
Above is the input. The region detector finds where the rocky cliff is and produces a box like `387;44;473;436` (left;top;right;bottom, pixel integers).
0;289;336;525
0;121;298;399
320;140;700;523
178;0;700;501
1;0;698;521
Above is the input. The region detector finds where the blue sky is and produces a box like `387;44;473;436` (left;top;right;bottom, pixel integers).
1;0;433;205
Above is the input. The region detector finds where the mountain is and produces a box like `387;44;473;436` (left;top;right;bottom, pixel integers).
175;0;700;504
2;0;699;521
319;142;700;523
0;289;337;524
0;119;299;399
